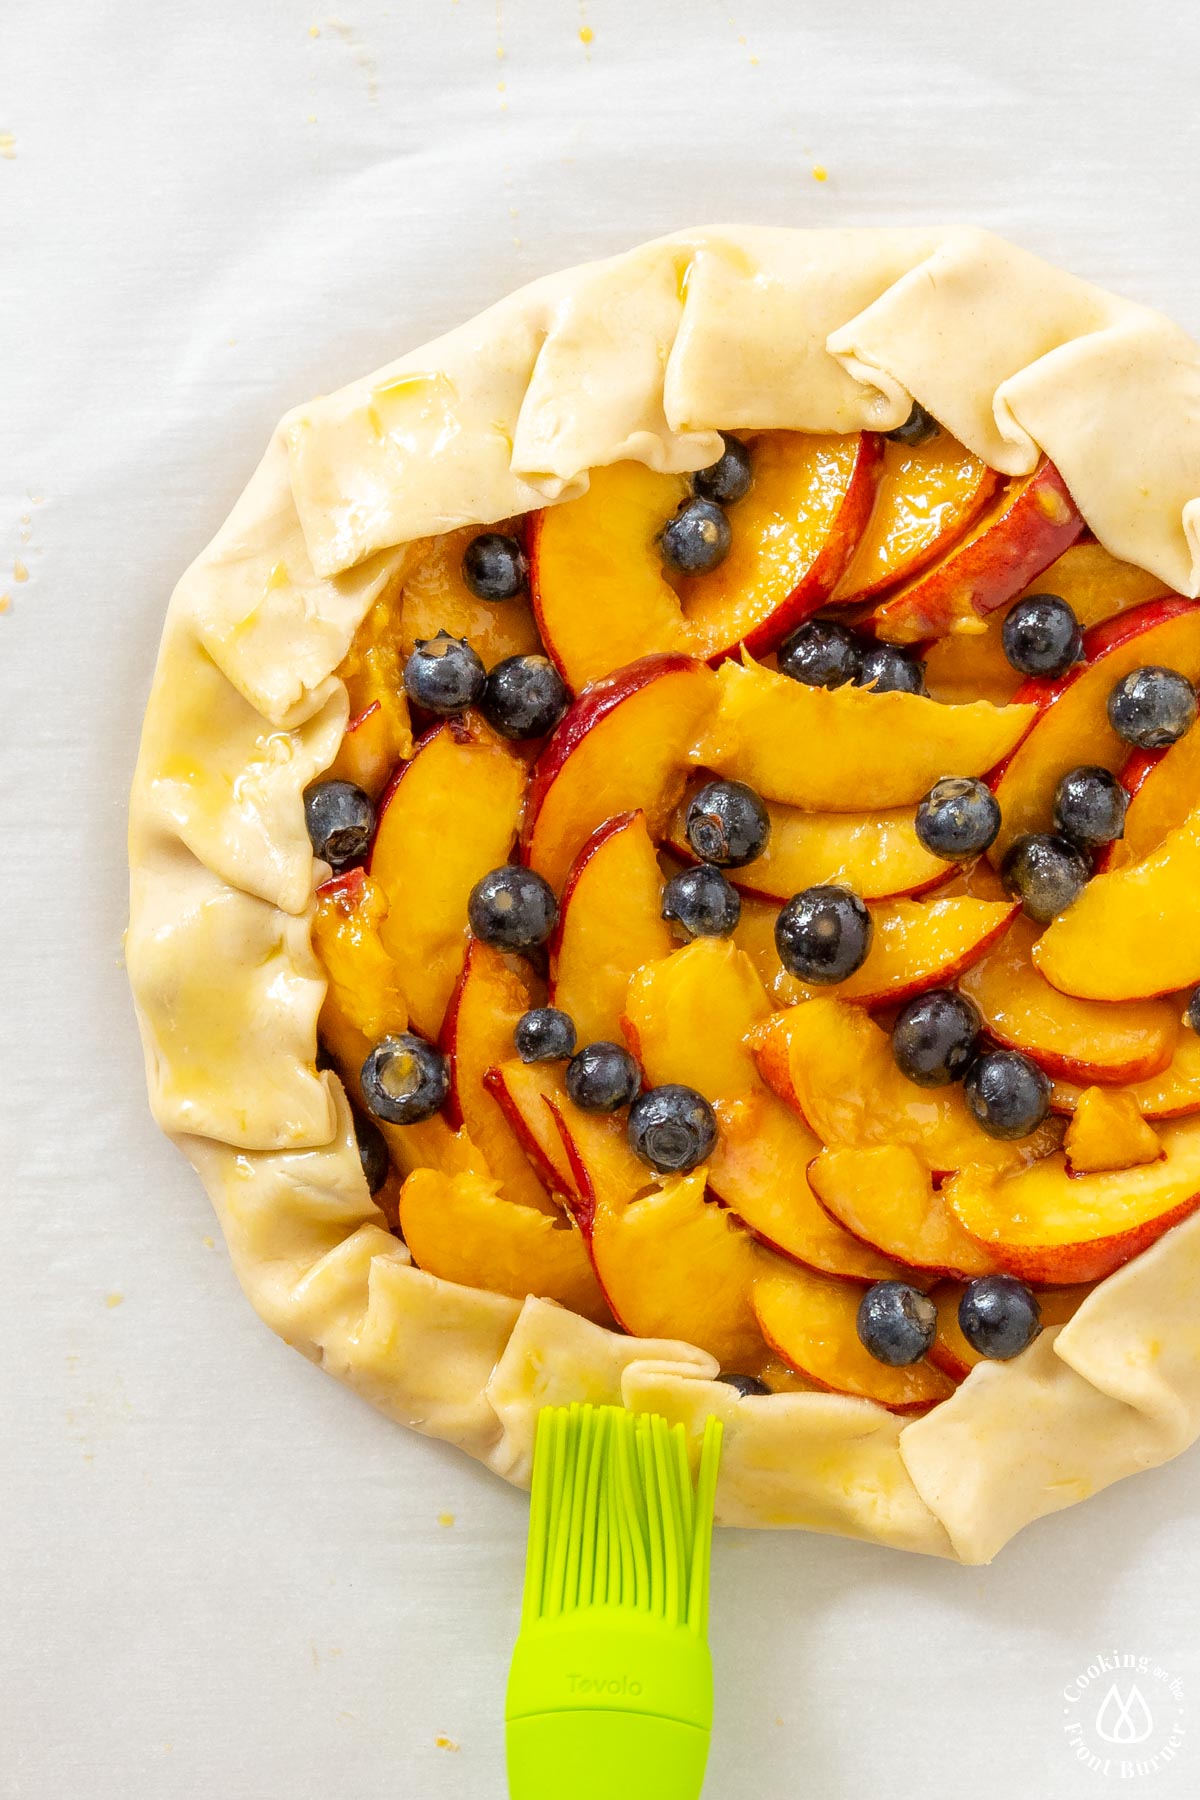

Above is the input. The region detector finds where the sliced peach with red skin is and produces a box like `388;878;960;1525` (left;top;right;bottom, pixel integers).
1064;1087;1163;1176
400;524;542;667
865;458;1083;644
1034;803;1200;1002
1052;1029;1200;1122
370;715;526;1040
549;810;674;1043
440;941;553;1213
1101;724;1200;872
663;778;950;903
989;598;1200;860
522;655;717;891
959;915;1177;1085
833;431;1000;604
529;433;880;688
928;1279;1096;1381
808;1145;1000;1280
484;1058;576;1194
587;1168;770;1370
622;939;903;1279
397;1166;609;1323
945;1113;1200;1283
701;657;1036;811
753;1265;955;1411
326;592;414;796
754;999;1062;1175
312;867;409;1074
735;893;1017;1008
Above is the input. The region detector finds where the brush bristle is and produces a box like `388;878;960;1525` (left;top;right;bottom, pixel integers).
521;1405;721;1631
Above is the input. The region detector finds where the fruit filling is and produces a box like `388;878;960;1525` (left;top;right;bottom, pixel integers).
306;424;1200;1408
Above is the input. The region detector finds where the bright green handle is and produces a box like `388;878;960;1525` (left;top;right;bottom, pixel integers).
507;1709;711;1800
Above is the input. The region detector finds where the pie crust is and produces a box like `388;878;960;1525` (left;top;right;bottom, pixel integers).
127;226;1200;1563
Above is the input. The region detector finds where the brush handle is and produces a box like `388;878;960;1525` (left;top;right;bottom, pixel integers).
507;1708;711;1800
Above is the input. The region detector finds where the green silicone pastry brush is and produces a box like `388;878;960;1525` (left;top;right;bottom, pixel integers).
506;1403;723;1800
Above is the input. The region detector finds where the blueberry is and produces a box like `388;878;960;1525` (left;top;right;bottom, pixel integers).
775;885;872;985
958;1275;1042;1359
565;1041;641;1113
777;619;864;689
304;780;375;868
403;631;486;715
628;1083;718;1173
1188;988;1200;1036
1001;594;1082;678
468;864;558;951
716;1372;772;1397
514;1007;577;1063
963;1049;1050;1139
461;531;527;601
885;402;939;446
662;864;741;939
354;1112;390;1195
480;653;570;740
915;776;1001;861
1000;832;1090;923
685;779;770;867
892;989;982;1088
659;497;732;575
1053;765;1128;848
854;643;926;695
691;433;754;506
360;1033;449;1124
856;1281;938;1366
1107;665;1198;749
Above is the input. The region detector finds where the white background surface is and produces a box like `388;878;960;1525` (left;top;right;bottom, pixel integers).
4;3;1200;1796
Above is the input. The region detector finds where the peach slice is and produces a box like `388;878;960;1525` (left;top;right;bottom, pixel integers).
400;524;542;668
441;941;553;1213
832;431;1000;603
755;999;1063;1174
326;591;414;796
549;811;674;1043
663;778;950;902
484;1058;576;1194
397;1166;608;1323
370;716;526;1040
752;1266;955;1411
865;458;1083;644
959;915;1177;1084
1103;724;1200;872
529;434;879;688
808;1145;1000;1279
945;1115;1200;1284
700;657;1036;811
1064;1087;1163;1177
312;867;409;1074
1034;803;1200;1002
622;939;904;1279
928;1279;1096;1381
1052;1029;1200;1122
735;893;1017;1008
989;598;1200;859
587;1167;770;1369
522;655;717;890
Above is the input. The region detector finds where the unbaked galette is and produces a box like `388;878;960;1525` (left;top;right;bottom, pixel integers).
128;227;1200;1563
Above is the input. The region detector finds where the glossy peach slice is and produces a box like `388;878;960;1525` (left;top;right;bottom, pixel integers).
808;1145;999;1279
1034;803;1200;1002
735;894;1017;1007
754;999;1062;1174
1064;1087;1163;1176
522;655;717;890
400;524;542;667
484;1058;576;1194
663;779;950;903
549;811;674;1043
1052;1028;1200;1122
326;593;414;796
587;1168;770;1370
945;1114;1200;1284
959;915;1177;1084
989;598;1200;859
833;431;1000;603
753;1266;955;1411
1103;725;1200;872
441;942;552;1213
928;1279;1095;1381
397;1166;608;1322
865;458;1083;644
701;657;1036;811
312;867;409;1074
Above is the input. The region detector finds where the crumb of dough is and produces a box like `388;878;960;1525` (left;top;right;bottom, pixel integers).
579;25;594;43
13;560;28;582
435;1734;461;1752
438;1512;455;1528
105;1293;124;1308
0;596;9;614
812;164;829;182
